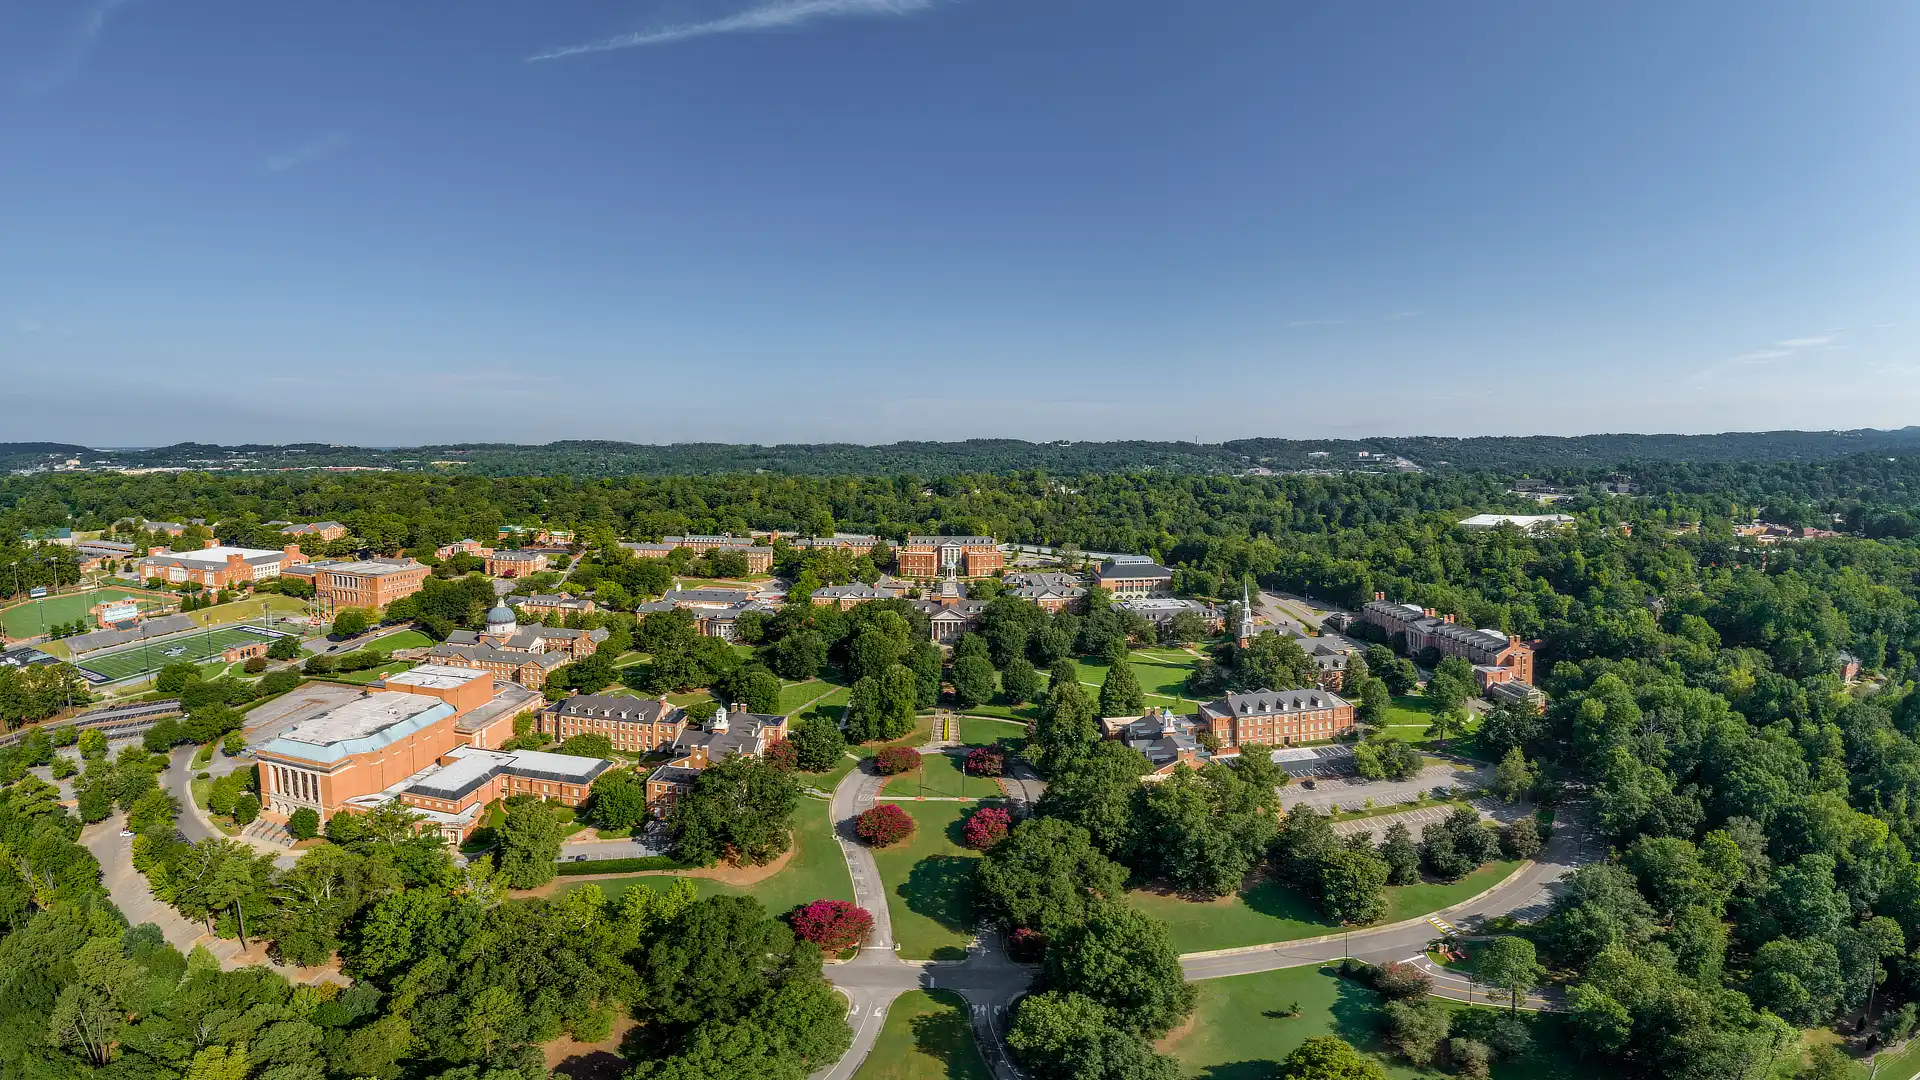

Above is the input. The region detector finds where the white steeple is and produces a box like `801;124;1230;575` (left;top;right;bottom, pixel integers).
1239;582;1255;643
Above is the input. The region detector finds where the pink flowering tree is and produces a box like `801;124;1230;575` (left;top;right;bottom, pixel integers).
962;806;1013;850
790;900;875;953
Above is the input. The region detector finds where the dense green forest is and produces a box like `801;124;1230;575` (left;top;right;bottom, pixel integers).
12;426;1920;476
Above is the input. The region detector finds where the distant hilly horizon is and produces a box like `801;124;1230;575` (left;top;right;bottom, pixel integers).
9;427;1920;477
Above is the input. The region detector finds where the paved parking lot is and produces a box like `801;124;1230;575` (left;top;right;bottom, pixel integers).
1280;759;1488;814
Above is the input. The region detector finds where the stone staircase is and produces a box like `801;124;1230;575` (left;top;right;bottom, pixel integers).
243;817;296;847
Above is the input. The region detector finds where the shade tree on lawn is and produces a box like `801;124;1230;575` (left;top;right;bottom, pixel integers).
671;755;798;866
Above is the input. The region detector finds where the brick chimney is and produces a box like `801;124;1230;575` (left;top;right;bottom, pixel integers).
1373;591;1385;601
1444;613;1455;624
149;546;166;557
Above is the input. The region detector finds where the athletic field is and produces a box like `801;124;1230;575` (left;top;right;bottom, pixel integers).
75;624;286;683
0;587;171;638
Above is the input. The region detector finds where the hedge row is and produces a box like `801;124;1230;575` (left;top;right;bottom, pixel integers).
554;855;696;876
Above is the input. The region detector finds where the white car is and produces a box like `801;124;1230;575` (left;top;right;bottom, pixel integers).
118;829;135;837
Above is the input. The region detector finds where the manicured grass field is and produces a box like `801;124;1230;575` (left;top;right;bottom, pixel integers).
880;748;988;800
1131;861;1525;954
334;661;415;685
956;715;1026;750
954;702;1043;724
567;795;854;918
366;628;435;651
870;800;985;960
76;624;287;682
1069;650;1205;712
851;989;992;1080
0;587;170;638
1165;964;1586;1079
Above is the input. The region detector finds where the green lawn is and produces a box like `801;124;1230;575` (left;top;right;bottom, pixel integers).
851;989;992;1080
1166;964;1588;1079
74;624;288;682
854;715;935;757
957;715;1026;750
565;795;853;918
880;748;989;800
871;801;985;960
0;586;171;637
1131;861;1525;954
185;594;310;629
335;661;414;685
1069;652;1206;712
366;628;435;651
955;702;1043;724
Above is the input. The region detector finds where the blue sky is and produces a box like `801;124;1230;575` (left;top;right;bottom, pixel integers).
2;1;1917;446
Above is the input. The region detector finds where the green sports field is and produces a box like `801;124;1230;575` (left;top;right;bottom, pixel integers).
0;587;171;638
76;625;286;683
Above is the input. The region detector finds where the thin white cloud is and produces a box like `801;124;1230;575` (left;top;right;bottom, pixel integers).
1691;331;1846;385
24;0;141;92
260;132;351;174
527;0;938;61
1387;309;1424;321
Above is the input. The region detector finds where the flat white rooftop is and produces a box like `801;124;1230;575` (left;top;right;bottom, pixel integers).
144;544;286;565
1459;513;1574;529
382;664;487;690
280;692;445;744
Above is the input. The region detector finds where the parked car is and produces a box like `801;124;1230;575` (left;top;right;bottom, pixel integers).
118;829;135;837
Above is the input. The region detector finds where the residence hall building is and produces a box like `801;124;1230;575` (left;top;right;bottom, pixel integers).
1093;558;1175;599
485;549;549;577
1196;689;1357;750
645;706;788;816
138;543;307;589
811;583;900;610
514;593;597;619
281;521;348;542
544;693;689;752
1359;595;1536;690
1004;571;1088;613
255;663;569;831
1104;707;1208;777
423;604;609;689
896;536;1003;580
288;558;430;611
436;539;493;559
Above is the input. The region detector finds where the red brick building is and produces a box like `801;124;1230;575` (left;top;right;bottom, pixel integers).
1195;689;1356;749
138;544;307;589
485;550;549;577
1360;595;1534;689
544;693;688;753
291;558;430;611
897;536;1002;580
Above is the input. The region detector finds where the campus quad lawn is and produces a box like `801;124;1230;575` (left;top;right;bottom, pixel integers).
1165;964;1586;1080
851;989;992;1080
879;748;987;800
870;800;985;960
1129;860;1524;954
956;715;1026;751
1069;652;1204;712
568;796;854;917
0;586;167;638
